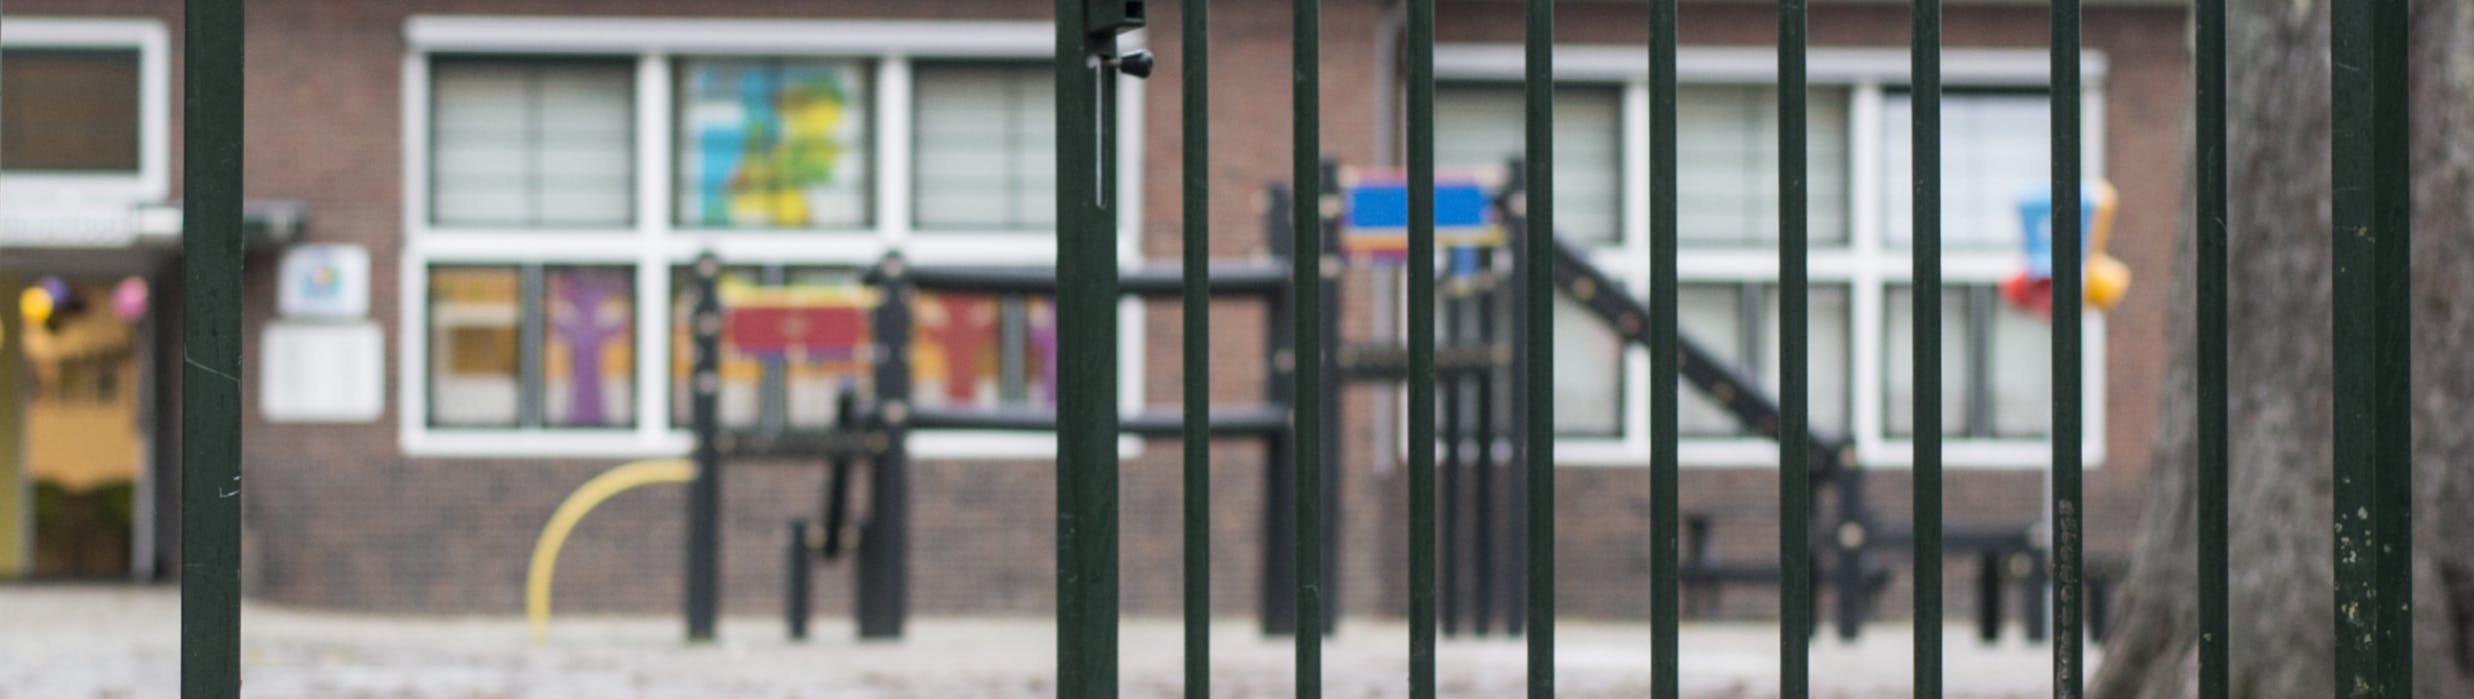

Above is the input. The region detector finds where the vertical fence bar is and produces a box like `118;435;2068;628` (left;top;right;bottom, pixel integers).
1649;0;1681;696
2370;0;2414;690
1180;0;1213;695
181;0;245;694
1292;0;1324;693
2047;0;2084;694
1521;0;1556;694
2191;0;2227;695
1407;0;1439;695
1910;0;1944;695
2331;0;2414;696
1055;0;1121;692
1776;1;1811;695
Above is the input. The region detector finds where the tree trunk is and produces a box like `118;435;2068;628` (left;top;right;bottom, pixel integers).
2092;2;2474;698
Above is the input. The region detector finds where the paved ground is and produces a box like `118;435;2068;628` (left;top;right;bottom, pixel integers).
0;586;2085;698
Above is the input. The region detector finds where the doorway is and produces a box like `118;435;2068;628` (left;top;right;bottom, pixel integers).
7;276;154;579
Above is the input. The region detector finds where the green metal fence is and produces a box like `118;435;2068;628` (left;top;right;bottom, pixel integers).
1039;1;2406;699
167;0;2416;697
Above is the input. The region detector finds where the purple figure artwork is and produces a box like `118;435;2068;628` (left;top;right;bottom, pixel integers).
1027;300;1059;407
550;270;630;426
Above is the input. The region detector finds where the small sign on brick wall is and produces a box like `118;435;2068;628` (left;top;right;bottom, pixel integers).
261;320;385;423
277;244;371;319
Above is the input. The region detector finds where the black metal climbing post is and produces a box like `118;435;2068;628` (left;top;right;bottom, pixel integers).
1262;185;1302;637
182;0;246;695
785;520;812;641
1319;162;1347;633
686;254;722;642
863;259;913;639
1479;240;1506;636
1441;280;1467;637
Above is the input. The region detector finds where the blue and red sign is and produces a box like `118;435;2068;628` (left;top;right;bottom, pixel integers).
1340;169;1504;264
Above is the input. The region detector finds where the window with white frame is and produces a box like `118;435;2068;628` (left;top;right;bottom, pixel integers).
1435;81;1853;442
912;62;1057;231
1882;90;2067;439
2;48;143;173
429;58;638;228
426;265;639;429
1431;47;2105;469
0;19;170;247
673;58;873;230
400;18;1141;458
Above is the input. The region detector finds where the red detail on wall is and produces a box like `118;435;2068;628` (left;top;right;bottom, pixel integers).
919;296;997;403
725;305;868;356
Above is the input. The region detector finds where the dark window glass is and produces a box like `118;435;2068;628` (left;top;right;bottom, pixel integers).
1885;284;2051;439
1;49;142;172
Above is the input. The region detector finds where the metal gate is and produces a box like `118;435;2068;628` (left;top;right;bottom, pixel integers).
168;0;2416;697
1037;0;2409;698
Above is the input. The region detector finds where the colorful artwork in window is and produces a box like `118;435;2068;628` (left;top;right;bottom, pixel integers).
912;293;1057;409
677;59;871;229
544;268;635;427
669;268;873;430
427;268;522;427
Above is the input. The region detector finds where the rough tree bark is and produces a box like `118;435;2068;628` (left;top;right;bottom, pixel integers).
2092;2;2474;698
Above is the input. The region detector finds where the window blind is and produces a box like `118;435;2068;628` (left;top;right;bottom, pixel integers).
1437;84;1620;244
1883;92;2054;249
1674;85;1849;246
431;59;634;227
914;63;1056;230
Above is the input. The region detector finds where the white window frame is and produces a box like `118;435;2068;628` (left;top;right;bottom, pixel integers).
399;17;1146;459
1431;44;2107;471
0;17;173;245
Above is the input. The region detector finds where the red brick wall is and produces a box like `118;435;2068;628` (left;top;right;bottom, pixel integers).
11;0;2188;623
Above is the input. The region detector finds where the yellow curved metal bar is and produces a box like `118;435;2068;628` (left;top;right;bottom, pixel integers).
526;459;694;644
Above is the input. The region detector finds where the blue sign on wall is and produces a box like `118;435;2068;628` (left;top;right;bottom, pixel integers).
1340;169;1504;263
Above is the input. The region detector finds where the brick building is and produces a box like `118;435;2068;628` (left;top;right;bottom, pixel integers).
0;0;2189;626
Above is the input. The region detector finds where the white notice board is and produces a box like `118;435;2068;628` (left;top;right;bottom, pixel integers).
261;321;386;423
